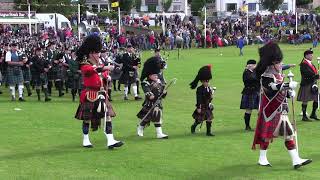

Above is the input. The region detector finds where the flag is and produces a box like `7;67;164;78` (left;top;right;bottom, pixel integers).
241;1;248;12
111;1;119;8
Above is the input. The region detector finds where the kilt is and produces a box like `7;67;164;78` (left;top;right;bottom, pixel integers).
119;70;138;85
192;108;213;122
110;67;123;80
67;73;82;89
75;98;116;121
51;66;64;80
137;106;162;123
297;83;318;102
252;112;281;149
33;73;48;87
23;68;32;82
47;69;55;81
240;93;259;110
7;66;24;85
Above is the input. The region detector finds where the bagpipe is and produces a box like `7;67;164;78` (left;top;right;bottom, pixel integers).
140;78;177;123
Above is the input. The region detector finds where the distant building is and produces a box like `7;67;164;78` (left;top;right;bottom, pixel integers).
85;0;110;12
140;0;189;15
0;0;15;10
216;0;296;15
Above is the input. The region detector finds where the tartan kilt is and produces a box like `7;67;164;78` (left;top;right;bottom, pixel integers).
297;83;318;102
75;98;116;121
67;74;82;89
23;68;32;82
7;66;24;85
137;106;162;122
119;71;138;84
47;69;55;80
240;93;259;110
53;66;64;80
192;108;213;122
33;73;48;87
252;113;280;149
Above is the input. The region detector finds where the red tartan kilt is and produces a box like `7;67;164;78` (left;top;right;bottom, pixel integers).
252;112;280;149
75;101;104;121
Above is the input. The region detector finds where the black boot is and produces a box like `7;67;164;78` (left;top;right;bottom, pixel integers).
118;82;121;91
108;89;112;101
244;113;253;131
36;89;41;101
137;82;140;95
71;89;76;102
302;104;311;121
206;121;214;136
65;82;68;94
48;81;52;96
310;101;320;120
25;83;32;96
44;88;51;102
191;122;199;134
113;80;117;91
58;81;64;97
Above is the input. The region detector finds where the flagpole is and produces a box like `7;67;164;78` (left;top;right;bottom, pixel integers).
118;6;121;35
28;1;32;35
295;0;298;34
78;3;81;41
246;4;249;38
204;5;207;48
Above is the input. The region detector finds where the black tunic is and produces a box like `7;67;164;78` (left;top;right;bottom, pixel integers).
118;53;139;84
30;55;49;86
192;85;214;122
240;69;260;109
297;60;319;102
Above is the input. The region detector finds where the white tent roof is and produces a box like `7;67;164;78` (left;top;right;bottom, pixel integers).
0;18;39;24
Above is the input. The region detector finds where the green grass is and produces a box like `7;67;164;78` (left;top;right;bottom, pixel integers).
1;44;320;180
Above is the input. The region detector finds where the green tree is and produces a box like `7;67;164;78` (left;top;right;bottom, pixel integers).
14;0;81;16
190;0;208;16
297;0;312;6
134;0;141;12
119;0;134;12
163;0;172;11
260;0;283;13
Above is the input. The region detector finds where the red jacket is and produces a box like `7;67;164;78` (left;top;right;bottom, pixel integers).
80;64;109;103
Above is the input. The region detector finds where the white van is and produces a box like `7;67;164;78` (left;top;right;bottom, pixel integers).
35;13;71;30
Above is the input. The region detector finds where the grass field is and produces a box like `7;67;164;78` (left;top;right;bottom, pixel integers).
1;44;320;180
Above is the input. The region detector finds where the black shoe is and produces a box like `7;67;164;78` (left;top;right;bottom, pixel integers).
0;91;2;94
28;92;32;97
118;88;121;91
206;132;215;136
310;114;320;120
114;88;117;91
135;96;142;100
124;96;128;100
11;96;16;101
258;163;272;167
294;159;312;169
19;97;26;102
302;116;312;122
45;98;51;102
108;141;124;149
245;126;254;131
83;145;93;148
